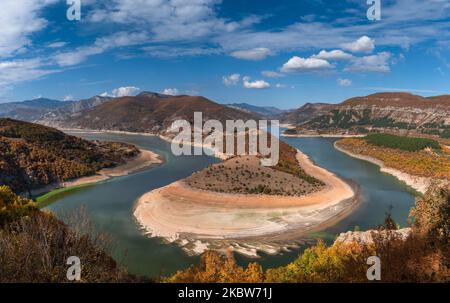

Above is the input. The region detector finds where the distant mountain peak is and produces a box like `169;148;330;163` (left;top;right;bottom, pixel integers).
137;91;173;99
226;103;288;119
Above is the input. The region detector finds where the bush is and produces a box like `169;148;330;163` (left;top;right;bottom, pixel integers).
0;185;37;226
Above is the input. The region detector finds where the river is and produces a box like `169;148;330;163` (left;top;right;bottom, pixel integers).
45;132;416;278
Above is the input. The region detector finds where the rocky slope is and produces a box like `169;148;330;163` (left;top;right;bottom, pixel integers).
335;228;412;245
38;95;112;126
290;93;450;139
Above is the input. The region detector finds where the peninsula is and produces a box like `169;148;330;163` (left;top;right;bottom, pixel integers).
134;140;356;256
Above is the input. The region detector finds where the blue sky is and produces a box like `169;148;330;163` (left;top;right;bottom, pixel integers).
0;0;449;109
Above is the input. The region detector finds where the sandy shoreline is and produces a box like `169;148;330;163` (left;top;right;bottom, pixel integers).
133;149;357;256
334;142;429;194
29;149;163;197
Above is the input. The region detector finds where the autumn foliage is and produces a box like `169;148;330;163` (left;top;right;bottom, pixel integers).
0;186;142;282
0;118;139;193
336;137;450;180
168;185;450;283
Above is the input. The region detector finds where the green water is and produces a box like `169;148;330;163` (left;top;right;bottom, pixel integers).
46;133;417;278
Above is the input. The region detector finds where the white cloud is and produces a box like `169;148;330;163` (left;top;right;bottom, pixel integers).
313;50;353;60
275;83;287;88
345;52;392;73
0;0;58;58
84;0;450;56
261;70;283;78
54;32;149;66
337;78;352;87
144;46;221;58
162;88;179;96
242;76;270;89
230;48;271;61
341;36;375;53
0;58;60;91
54;46;103;67
88;0;259;43
281;56;333;73
110;86;141;97
222;73;241;86
63;95;74;101
48;41;67;49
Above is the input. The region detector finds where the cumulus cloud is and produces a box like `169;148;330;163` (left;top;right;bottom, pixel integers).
100;86;141;98
222;73;241;86
261;70;283;78
230;48;272;61
313;50;353;60
345;52;392;73
337;78;352;87
281;56;333;73
162;88;179;96
341;36;375;53
242;76;270;89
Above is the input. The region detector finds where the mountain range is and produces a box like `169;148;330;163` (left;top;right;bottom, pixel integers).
1;91;449;140
226;103;289;119
0;98;69;122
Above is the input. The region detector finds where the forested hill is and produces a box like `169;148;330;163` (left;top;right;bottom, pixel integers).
0;119;139;194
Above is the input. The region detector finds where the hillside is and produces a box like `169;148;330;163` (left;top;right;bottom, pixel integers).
185;140;324;196
336;134;450;184
56;94;258;134
226;103;287;119
39;95;112;126
0;98;70;122
0;119;139;194
0;186;143;282
280;103;336;125
290;93;450;139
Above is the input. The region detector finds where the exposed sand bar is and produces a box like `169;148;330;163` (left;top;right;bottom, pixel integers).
134;150;357;254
